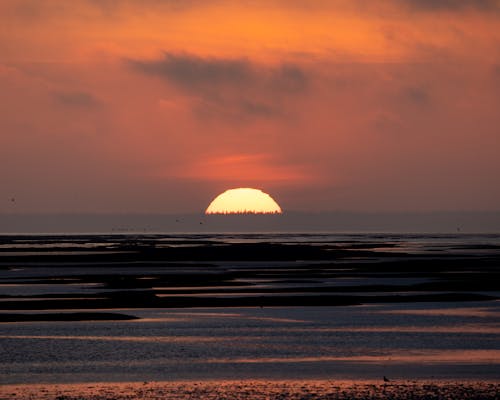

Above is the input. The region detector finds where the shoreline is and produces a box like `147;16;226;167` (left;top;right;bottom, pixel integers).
3;379;500;400
1;291;497;317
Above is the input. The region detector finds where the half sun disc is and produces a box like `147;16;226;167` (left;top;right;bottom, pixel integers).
206;188;282;214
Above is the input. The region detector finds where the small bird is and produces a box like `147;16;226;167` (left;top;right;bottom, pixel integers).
383;376;390;382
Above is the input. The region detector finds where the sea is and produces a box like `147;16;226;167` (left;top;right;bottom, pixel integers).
1;233;499;384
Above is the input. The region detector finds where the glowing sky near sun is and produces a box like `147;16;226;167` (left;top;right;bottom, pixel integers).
0;1;499;213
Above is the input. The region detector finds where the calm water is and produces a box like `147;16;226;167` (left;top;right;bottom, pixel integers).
1;233;499;384
2;303;500;383
1;232;499;251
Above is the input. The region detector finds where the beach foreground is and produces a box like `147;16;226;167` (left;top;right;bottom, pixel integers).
3;380;500;400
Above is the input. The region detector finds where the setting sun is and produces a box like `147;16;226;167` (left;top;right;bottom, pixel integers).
205;188;282;214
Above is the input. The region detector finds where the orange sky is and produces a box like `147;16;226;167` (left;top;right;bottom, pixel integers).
1;0;499;213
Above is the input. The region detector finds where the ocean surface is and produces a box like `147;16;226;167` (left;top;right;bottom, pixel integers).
1;233;499;384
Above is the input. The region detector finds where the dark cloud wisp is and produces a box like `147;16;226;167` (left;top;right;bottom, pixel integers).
401;0;500;12
52;91;100;108
128;52;308;93
404;86;430;105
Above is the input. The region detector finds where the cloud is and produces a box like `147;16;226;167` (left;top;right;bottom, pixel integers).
128;53;308;93
192;98;284;122
130;53;252;90
270;64;308;93
0;0;201;20
52;91;100;108
239;100;283;118
87;0;202;13
400;0;500;12
403;86;430;105
129;53;307;121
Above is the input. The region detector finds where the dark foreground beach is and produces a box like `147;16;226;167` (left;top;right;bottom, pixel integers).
3;380;500;400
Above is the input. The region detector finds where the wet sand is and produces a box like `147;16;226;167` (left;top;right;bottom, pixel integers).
0;312;139;322
3;380;500;400
1;234;499;317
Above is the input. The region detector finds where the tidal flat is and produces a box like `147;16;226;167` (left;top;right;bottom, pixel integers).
1;233;499;396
